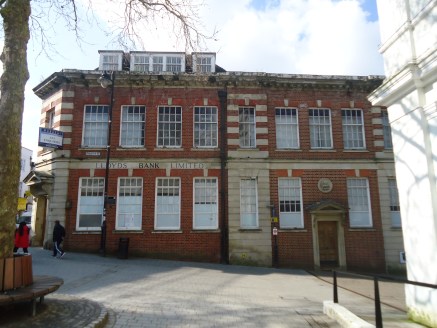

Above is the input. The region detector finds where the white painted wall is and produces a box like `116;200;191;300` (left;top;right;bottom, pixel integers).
370;1;437;326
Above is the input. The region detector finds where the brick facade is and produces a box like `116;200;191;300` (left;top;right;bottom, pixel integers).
30;57;403;272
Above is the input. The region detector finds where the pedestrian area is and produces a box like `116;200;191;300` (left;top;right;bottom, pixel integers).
0;248;424;328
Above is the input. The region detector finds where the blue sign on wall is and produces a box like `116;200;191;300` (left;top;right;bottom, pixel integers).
38;128;64;149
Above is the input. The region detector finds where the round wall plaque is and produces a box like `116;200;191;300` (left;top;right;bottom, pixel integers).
318;178;333;193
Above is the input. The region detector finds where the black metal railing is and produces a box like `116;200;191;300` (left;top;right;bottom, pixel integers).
332;270;437;328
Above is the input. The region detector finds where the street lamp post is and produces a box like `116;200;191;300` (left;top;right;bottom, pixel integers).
98;71;115;256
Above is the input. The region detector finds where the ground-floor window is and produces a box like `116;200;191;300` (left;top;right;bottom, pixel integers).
155;177;181;230
347;178;372;227
77;178;104;230
278;178;303;228
240;178;258;228
193;178;218;229
116;178;143;230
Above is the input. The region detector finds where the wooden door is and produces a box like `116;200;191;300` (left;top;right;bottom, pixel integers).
318;221;338;268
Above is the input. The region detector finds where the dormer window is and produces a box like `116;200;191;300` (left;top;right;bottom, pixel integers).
166;56;182;72
98;50;123;71
193;53;216;73
131;53;149;72
152;56;164;72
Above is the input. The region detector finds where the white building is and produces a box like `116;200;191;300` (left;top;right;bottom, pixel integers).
369;1;437;326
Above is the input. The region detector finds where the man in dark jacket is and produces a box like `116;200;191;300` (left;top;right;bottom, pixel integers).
52;220;66;258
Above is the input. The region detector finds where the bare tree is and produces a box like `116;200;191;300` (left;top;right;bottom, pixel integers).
0;0;213;259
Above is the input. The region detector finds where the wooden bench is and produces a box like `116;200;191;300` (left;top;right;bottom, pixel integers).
0;275;63;316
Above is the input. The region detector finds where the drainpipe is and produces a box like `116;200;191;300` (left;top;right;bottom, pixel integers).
218;89;229;264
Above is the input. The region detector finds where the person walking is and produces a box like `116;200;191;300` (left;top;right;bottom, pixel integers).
52;220;66;258
14;221;31;254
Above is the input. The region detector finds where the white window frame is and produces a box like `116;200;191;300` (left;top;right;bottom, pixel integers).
98;51;123;71
342;109;366;149
157;106;182;148
240;178;258;228
47;108;55;128
388;179;401;227
120;105;146;147
155;178;181;230
82;105;109;148
347;178;373;227
193;178;218;230
192;53;216;73
166;56;182;72
275;108;299;149
194;106;218;148
77;178;104;231
382;111;393;149
239;107;256;148
116;178;143;230
309;108;333;149
278;178;303;228
130;53;150;72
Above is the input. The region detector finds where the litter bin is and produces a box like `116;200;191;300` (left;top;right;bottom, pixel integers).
118;237;129;259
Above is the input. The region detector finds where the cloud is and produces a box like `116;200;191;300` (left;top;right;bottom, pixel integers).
201;0;384;75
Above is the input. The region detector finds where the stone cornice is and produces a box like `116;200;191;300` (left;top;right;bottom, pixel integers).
33;69;384;99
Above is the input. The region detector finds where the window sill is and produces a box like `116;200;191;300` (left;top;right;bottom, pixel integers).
154;147;184;151
191;147;219;151
152;230;183;233
275;149;302;152
191;229;220;233
342;149;369;153
309;149;336;152
113;229;144;234
72;230;101;234
116;147;145;151
348;228;376;231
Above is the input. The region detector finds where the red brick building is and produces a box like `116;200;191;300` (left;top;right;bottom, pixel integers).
27;51;404;272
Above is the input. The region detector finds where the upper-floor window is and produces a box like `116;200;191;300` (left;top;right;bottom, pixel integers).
47;109;55;128
192;53;216;73
193;178;218;229
382;111;393;149
239;107;256;148
166;56;182;72
116;178;143;230
388;178;401;227
99;51;123;71
240;178;258;228
309;108;332;149
152;56;164;72
194;106;218;148
278;178;303;228
347;178;372;227
77;178;104;231
82;105;108;148
275;108;299;149
342;109;365;149
120;105;146;147
157;106;182;147
155;178;180;230
131;54;149;72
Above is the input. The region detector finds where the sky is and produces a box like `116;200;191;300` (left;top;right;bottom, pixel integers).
18;0;384;155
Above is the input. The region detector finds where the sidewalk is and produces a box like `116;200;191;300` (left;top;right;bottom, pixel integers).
0;248;426;327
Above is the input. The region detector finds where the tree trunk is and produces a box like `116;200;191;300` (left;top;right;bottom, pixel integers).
0;0;31;259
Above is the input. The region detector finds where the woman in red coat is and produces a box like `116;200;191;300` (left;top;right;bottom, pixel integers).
14;221;30;254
